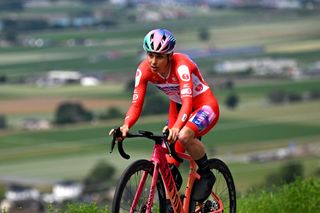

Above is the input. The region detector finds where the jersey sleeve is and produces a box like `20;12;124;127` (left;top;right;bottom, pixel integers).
123;68;147;128
168;100;179;128
172;64;193;130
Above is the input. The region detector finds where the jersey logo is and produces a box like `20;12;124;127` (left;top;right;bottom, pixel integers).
132;93;139;102
181;88;192;95
182;113;188;122
190;105;216;131
177;65;190;82
135;69;142;87
195;84;203;92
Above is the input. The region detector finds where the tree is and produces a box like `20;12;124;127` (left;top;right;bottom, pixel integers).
54;102;93;124
225;94;239;109
288;93;303;103
99;107;123;120
125;79;135;92
84;161;115;192
265;162;304;187
0;115;7;129
143;94;169;115
198;27;210;42
0;1;24;11
268;90;287;104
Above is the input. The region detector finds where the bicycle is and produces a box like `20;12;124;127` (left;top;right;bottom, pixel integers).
109;128;236;213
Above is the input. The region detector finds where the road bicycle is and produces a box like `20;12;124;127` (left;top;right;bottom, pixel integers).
109;128;236;213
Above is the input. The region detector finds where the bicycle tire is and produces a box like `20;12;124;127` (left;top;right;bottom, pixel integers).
189;158;236;213
112;159;167;213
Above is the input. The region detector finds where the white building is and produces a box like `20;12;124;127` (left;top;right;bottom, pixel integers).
214;58;301;78
43;181;83;203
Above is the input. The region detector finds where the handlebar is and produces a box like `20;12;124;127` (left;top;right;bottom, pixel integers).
109;127;183;163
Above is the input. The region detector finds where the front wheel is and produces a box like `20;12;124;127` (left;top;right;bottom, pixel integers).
189;158;236;213
112;159;167;213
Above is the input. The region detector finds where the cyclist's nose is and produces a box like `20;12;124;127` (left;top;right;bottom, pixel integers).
151;57;157;65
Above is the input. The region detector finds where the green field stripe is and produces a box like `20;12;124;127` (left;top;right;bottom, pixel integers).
0;52;85;66
222;101;320;126
0;84;127;99
266;39;320;54
208;119;320;145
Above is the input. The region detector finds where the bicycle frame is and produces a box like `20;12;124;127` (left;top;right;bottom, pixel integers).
130;139;201;213
111;129;228;213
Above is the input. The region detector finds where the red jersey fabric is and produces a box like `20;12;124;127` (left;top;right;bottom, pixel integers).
124;52;219;136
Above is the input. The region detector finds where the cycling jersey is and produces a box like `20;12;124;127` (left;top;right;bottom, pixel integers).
124;52;219;133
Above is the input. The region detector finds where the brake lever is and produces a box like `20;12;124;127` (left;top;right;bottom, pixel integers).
109;127;122;154
110;135;116;154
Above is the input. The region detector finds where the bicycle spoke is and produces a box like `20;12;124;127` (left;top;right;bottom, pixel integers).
113;160;166;213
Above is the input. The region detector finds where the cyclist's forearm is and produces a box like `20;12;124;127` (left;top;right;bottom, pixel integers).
123;104;142;128
173;98;192;130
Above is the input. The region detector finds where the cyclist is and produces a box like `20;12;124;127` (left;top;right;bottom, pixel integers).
112;28;220;202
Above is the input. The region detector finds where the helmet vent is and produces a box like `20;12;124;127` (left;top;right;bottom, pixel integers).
144;41;150;50
156;42;162;51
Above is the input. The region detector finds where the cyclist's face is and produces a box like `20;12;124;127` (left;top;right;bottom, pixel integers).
147;52;170;73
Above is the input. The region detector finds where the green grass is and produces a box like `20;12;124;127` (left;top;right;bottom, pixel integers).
47;178;320;213
238;178;320;213
0;83;126;100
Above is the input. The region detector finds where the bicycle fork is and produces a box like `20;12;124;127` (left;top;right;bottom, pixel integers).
130;162;161;213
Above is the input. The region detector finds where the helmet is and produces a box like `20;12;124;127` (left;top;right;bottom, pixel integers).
143;29;176;54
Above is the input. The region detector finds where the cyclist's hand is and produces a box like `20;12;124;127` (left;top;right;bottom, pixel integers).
120;125;129;137
167;127;179;144
108;125;129;142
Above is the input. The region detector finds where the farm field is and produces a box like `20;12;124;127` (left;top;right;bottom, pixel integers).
1;78;320;193
1;9;320;77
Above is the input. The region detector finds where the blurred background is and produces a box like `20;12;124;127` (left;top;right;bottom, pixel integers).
0;0;320;212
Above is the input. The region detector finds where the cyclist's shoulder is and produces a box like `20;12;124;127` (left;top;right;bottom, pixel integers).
172;52;198;73
136;59;153;79
172;52;191;61
136;59;149;73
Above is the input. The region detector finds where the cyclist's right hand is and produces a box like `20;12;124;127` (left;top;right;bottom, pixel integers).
108;125;129;142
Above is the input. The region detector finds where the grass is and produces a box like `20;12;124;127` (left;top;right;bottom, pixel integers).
237;178;320;213
45;178;320;213
0;83;126;100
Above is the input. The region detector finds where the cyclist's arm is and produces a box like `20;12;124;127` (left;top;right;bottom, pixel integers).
123;69;147;128
167;100;179;128
172;65;193;130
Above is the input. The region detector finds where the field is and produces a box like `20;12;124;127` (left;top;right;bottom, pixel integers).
1;78;320;193
1;9;320;77
1;7;320;197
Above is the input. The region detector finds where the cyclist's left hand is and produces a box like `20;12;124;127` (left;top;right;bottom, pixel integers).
167;127;179;144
